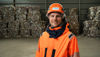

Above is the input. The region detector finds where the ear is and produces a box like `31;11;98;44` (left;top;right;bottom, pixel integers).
62;13;66;18
47;15;50;20
46;13;49;20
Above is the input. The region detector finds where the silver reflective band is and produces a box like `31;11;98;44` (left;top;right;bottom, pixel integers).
52;7;59;10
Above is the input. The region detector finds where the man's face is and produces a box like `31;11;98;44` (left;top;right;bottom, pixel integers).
48;12;63;27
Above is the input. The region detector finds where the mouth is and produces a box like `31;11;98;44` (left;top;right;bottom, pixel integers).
54;22;57;24
53;21;58;24
52;22;58;26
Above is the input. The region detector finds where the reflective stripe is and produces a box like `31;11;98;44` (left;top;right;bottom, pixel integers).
44;48;47;57
51;49;56;57
69;52;80;57
68;33;74;39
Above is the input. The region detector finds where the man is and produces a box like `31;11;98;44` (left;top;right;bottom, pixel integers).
35;3;80;57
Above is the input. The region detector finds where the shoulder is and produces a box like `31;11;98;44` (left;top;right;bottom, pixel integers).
42;31;49;36
66;31;76;40
40;31;49;38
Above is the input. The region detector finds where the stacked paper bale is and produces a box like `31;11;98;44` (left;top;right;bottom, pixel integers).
0;10;2;38
16;7;29;38
27;7;43;38
83;6;100;37
0;7;15;38
0;6;47;39
7;7;19;38
66;8;80;35
0;7;7;38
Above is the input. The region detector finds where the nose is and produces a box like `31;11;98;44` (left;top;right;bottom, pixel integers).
53;16;57;21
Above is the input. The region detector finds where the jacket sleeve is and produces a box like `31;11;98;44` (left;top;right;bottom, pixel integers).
68;35;80;57
35;39;40;57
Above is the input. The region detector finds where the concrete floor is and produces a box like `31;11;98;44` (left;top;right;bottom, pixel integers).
0;36;100;57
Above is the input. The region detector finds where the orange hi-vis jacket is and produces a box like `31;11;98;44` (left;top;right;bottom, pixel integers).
35;23;80;57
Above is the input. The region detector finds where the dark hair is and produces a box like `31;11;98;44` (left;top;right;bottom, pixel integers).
62;17;66;23
48;12;63;17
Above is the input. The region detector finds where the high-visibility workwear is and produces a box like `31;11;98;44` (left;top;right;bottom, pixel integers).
35;23;80;57
47;3;64;15
46;22;67;38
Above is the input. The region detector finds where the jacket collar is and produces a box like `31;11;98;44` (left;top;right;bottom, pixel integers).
46;22;69;38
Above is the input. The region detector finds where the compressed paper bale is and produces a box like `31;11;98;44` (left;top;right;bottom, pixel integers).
0;29;8;38
27;7;43;37
0;22;3;29
31;30;40;38
30;24;37;31
89;26;98;37
83;21;89;36
0;22;7;38
0;30;3;38
0;14;2;22
88;7;97;20
0;28;3;38
31;29;36;38
0;7;15;16
8;21;14;28
30;22;42;31
83;20;100;37
83;6;100;37
3;16;14;23
7;28;20;38
13;29;19;37
24;21;30;29
98;21;100;29
0;22;2;29
30;24;43;37
16;14;26;22
93;10;100;21
69;8;78;15
0;6;44;38
20;22;25;29
83;20;93;36
7;20;19;29
16;7;27;15
16;7;27;22
8;20;19;29
28;10;41;22
7;28;14;38
15;29;21;38
83;20;99;36
0;7;15;23
96;21;100;37
20;21;30;29
20;29;30;38
27;7;41;22
13;20;20;29
1;22;8;29
67;8;79;35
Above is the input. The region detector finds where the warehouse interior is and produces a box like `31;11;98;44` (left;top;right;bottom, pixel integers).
0;0;100;57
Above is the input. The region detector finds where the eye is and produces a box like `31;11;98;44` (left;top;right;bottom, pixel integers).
56;15;61;18
50;15;54;17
